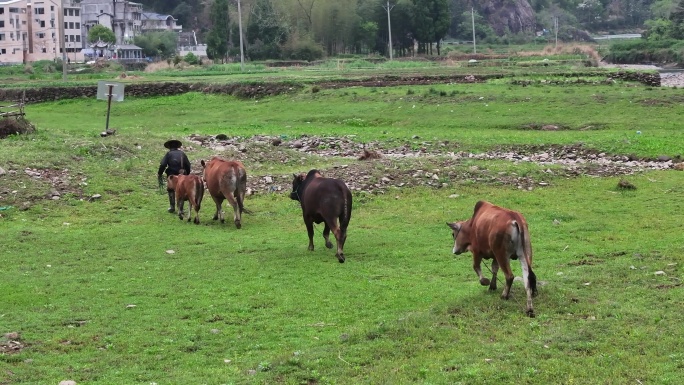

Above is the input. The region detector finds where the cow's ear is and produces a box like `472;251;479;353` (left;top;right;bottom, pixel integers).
447;222;461;231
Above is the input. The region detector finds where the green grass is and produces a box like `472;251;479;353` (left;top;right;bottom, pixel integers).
1;74;683;384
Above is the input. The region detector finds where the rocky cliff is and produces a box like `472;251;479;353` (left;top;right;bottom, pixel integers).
480;0;537;35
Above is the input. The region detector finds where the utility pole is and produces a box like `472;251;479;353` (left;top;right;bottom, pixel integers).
554;16;559;49
237;0;245;71
471;8;476;54
382;1;395;60
59;0;67;81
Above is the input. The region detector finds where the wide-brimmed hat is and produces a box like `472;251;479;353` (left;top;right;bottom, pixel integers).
164;139;183;149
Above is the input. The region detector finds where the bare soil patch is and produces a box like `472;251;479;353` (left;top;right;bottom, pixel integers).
188;135;679;195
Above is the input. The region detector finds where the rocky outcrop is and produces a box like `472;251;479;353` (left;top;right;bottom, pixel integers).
481;0;536;35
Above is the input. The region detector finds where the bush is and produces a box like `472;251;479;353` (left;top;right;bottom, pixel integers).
184;52;199;65
281;38;324;61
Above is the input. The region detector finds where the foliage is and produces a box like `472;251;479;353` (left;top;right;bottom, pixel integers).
604;38;684;63
281;34;325;61
133;31;178;59
183;52;199;65
87;24;116;44
206;0;229;62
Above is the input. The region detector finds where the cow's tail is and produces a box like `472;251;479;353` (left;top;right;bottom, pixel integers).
340;188;352;236
195;177;204;211
514;221;537;297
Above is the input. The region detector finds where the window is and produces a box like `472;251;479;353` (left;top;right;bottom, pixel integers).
76;22;80;29
0;34;4;41
68;9;73;16
40;21;45;28
75;10;79;17
0;21;3;28
35;8;45;15
9;7;19;13
70;35;74;42
68;22;73;29
64;22;67;29
0;8;4;15
37;32;45;38
51;6;54;11
63;9;67;16
76;35;80;42
0;49;5;55
41;47;46;53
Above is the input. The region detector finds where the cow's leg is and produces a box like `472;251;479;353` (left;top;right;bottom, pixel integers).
333;225;345;263
473;255;490;286
488;259;499;291
499;261;515;300
518;257;535;317
187;196;195;223
177;196;185;221
322;223;334;249
226;192;241;229
305;218;315;251
212;196;223;222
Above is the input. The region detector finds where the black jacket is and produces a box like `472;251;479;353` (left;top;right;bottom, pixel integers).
158;149;191;176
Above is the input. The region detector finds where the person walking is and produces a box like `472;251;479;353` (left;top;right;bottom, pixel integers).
158;139;191;213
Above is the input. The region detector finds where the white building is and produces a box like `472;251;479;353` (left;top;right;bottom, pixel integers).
0;0;64;64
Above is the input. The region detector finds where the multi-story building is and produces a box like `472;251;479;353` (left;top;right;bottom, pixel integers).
62;0;82;62
141;12;181;33
0;0;78;64
80;0;142;45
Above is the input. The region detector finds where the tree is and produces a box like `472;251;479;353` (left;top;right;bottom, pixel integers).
246;0;288;59
411;0;450;55
207;0;230;62
88;24;116;44
134;31;178;59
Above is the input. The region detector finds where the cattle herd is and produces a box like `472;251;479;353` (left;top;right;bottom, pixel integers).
168;156;538;317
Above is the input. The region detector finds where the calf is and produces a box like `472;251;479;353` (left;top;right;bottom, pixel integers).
201;157;248;229
167;174;204;224
290;170;352;263
447;201;538;317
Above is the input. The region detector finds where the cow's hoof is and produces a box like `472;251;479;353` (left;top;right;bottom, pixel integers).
488;284;497;291
235;221;241;229
479;278;490;286
178;215;183;221
194;218;200;224
526;309;535;318
167;208;175;213
213;215;219;221
308;246;315;251
220;219;225;224
325;241;333;249
337;254;345;263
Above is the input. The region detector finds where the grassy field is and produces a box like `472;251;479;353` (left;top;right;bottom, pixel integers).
1;69;683;384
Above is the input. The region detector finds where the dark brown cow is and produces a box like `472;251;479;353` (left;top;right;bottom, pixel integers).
447;201;538;317
167;174;204;224
290;169;352;263
201;157;248;229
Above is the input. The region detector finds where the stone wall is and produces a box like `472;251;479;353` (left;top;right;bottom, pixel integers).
0;71;661;104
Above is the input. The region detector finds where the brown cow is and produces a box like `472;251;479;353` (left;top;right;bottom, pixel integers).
167;174;204;224
201;157;248;229
447;201;538;317
290;170;352;263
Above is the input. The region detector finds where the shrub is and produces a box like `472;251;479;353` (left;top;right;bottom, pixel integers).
184;52;199;65
281;37;324;61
